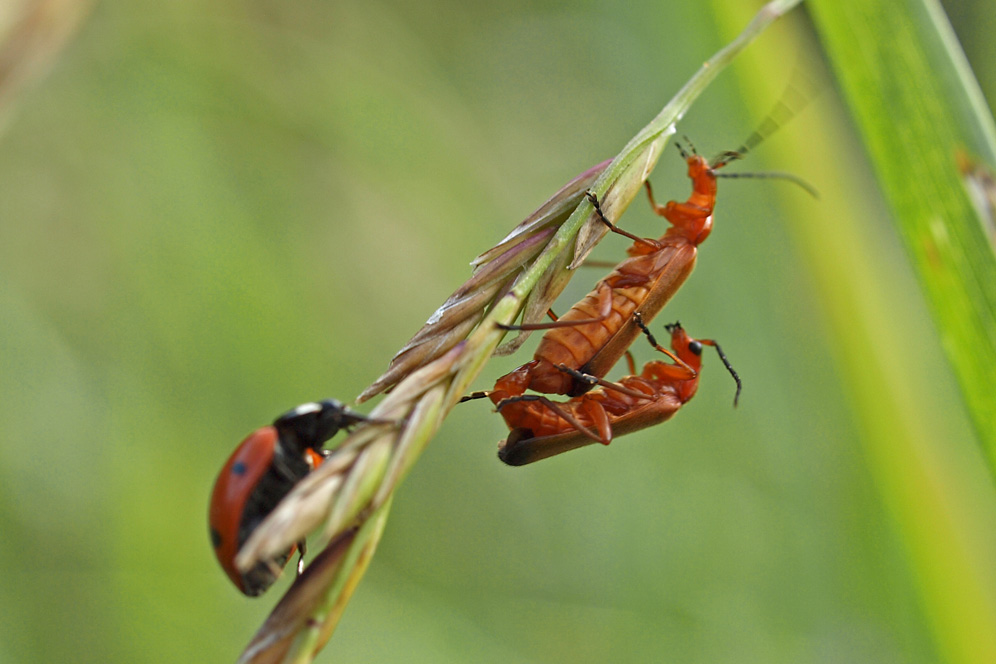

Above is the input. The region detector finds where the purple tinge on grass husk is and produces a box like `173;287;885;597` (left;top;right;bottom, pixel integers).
357;160;610;402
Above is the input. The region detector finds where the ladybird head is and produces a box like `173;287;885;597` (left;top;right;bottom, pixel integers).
273;399;367;455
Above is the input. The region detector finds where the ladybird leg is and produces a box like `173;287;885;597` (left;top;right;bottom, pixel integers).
295;539;307;576
303;447;325;468
264;557;284;582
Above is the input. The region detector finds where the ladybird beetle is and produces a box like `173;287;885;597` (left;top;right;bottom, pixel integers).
209;399;373;596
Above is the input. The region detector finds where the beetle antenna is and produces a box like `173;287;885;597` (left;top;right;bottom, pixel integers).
715;170;819;198
710;342;742;407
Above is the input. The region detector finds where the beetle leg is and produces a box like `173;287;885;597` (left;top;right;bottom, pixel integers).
579;397;613;445
633;312;695;375
624;349;637;375
498;282;613;330
555;364;655;401
644;179;665;215
495;394;606;444
585;190;661;250
458;390;492;403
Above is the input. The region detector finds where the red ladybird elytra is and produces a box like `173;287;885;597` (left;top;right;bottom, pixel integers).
208;399;373;596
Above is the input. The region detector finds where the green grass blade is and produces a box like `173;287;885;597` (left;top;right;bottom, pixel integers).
808;0;996;466
710;2;996;663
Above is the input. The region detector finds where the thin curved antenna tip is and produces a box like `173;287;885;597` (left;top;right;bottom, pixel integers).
716;170;820;199
710;342;742;407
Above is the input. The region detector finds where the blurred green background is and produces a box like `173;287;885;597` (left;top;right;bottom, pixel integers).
1;1;995;662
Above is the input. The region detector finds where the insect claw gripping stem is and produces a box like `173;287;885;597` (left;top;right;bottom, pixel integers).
584;190;614;231
585;190;661;250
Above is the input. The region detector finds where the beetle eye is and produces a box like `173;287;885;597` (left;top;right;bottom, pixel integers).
689;340;703;356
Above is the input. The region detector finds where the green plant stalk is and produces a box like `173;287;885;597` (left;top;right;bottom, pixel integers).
809;0;996;467
286;500;391;664
805;1;996;659
237;499;392;664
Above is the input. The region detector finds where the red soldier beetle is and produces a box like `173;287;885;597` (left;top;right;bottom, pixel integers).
490;111;815;403
490;314;741;466
491;139;743;400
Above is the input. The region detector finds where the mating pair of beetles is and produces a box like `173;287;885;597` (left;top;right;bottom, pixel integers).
210;130;805;596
